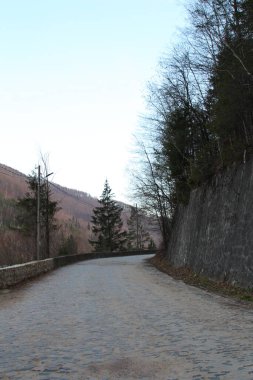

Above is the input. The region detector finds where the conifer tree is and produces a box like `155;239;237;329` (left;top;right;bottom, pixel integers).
17;170;59;258
89;180;127;252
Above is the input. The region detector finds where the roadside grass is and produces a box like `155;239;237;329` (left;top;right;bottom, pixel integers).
148;252;253;304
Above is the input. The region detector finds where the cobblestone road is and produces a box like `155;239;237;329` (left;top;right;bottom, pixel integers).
0;255;253;379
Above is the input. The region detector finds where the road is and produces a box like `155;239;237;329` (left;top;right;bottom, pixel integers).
0;255;253;380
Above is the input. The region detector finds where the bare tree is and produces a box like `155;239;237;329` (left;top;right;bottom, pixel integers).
130;139;174;249
132;0;253;249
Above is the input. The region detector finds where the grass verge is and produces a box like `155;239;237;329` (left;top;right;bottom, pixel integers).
148;252;253;304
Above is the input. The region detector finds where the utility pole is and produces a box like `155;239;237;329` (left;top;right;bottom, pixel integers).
36;165;40;260
45;172;53;258
46;176;49;258
136;203;139;250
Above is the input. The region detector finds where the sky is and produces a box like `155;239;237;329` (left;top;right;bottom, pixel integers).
0;0;187;203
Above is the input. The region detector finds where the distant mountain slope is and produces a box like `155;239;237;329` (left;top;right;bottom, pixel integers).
0;163;99;223
0;163;28;198
0;163;130;223
0;163;161;246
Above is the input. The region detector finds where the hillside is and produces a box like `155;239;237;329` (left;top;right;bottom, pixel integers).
0;163;161;247
0;163;98;222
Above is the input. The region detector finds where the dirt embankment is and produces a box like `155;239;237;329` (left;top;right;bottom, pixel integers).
149;252;253;304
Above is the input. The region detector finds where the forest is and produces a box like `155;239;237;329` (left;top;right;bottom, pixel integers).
133;0;253;248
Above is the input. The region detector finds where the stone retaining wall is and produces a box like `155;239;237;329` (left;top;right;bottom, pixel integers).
0;250;155;289
166;158;253;289
0;259;54;289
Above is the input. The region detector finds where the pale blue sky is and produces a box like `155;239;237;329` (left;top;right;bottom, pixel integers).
0;0;186;202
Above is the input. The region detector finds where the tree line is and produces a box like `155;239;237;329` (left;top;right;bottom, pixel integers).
0;169;155;266
132;0;253;248
89;179;155;252
0;159;87;265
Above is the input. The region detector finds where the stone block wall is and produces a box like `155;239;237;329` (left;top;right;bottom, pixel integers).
0;250;155;289
0;259;54;289
167;159;253;288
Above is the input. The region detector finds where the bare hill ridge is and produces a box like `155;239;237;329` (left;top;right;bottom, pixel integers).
0;163;161;247
0;163;130;224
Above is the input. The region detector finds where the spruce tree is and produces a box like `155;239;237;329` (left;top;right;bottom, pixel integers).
17;170;59;258
89;180;127;252
208;0;253;165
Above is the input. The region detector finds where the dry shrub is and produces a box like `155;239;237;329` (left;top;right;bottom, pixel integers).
0;219;92;266
0;229;35;266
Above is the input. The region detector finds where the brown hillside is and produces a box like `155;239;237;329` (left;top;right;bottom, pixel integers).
0;163;161;247
0;163;100;226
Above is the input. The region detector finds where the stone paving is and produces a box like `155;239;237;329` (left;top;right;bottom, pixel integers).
0;255;253;379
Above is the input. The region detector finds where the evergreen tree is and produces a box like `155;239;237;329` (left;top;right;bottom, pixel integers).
59;234;78;256
89;180;127;252
17;170;59;258
132;0;253;247
208;0;253;164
